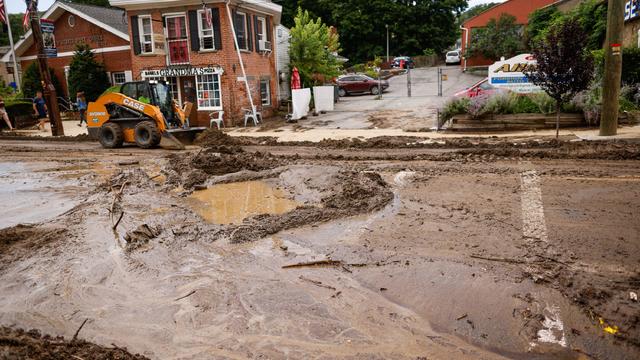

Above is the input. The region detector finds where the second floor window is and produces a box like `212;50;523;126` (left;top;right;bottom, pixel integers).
139;16;153;54
166;15;189;65
256;16;266;50
234;12;248;50
198;9;215;50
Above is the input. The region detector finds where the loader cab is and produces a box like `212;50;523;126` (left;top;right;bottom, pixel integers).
120;80;178;126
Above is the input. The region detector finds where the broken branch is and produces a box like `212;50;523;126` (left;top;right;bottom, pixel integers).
174;290;196;301
72;318;88;341
282;259;344;269
470;254;527;264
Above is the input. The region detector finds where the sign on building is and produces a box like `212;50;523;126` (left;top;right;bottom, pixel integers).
40;19;57;58
625;0;639;22
488;54;541;94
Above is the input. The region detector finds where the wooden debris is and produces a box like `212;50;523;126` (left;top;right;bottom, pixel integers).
299;275;336;290
282;259;343;269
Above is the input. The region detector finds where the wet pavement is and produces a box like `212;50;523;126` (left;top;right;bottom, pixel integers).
0;138;639;359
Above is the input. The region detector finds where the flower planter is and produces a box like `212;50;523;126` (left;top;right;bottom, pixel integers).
448;113;585;131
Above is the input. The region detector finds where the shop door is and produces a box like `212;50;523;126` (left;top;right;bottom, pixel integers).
180;76;198;126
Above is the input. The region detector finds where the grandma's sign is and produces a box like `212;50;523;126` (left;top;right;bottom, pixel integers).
488;54;541;94
141;66;223;78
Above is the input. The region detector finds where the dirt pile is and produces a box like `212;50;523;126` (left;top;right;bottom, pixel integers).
0;224;67;272
124;224;161;252
0;327;149;359
167;147;287;189
220;171;393;243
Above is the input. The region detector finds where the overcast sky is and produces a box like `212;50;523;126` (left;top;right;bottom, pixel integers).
7;0;505;14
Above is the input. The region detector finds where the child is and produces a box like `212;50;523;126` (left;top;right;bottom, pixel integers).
77;91;87;127
0;96;15;131
33;91;48;132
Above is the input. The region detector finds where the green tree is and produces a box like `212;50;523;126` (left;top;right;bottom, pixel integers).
467;14;525;61
21;62;64;99
0;14;26;47
67;43;111;101
525;7;562;47
289;8;341;87
276;0;466;63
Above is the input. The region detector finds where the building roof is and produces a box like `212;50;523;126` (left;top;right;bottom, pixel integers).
62;1;128;34
1;1;129;63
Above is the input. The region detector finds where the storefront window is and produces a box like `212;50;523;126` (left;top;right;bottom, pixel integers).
196;73;221;109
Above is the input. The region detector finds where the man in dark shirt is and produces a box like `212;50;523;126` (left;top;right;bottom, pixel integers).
33;90;48;132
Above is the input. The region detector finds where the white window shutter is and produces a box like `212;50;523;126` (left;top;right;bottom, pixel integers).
124;71;133;82
106;72;112;85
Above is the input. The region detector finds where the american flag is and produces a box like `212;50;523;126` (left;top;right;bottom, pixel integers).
23;0;33;29
204;6;212;28
0;0;6;25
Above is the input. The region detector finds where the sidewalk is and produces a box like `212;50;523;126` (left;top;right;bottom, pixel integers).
227;125;640;142
11;120;88;137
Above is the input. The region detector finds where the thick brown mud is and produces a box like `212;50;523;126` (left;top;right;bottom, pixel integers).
0;137;639;359
0;327;148;359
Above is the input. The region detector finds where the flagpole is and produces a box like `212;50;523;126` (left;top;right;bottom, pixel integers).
3;0;20;91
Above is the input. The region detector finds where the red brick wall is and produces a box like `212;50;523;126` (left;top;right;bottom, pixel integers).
20;10;132;96
460;0;556;68
128;4;278;127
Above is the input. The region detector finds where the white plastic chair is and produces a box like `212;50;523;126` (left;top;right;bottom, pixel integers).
209;111;224;129
243;108;262;127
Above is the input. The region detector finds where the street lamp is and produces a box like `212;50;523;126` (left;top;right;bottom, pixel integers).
385;24;389;62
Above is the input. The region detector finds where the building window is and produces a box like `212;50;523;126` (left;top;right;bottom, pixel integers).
166;15;189;65
197;9;215;50
196;73;221;109
112;72;126;85
260;78;270;106
256;16;267;50
234;12;248;50
138;15;153;54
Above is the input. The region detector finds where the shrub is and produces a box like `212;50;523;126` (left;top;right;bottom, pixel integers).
482;92;518;114
68;44;111;102
513;95;539;113
21;62;64;99
441;97;470;121
423;48;436;56
593;47;640;85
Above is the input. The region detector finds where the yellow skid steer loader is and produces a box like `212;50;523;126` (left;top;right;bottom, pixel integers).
87;80;205;150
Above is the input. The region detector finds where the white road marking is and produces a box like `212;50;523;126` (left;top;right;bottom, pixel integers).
531;305;567;348
519;169;548;243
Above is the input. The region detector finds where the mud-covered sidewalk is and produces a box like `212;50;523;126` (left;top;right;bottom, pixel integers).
0;133;638;359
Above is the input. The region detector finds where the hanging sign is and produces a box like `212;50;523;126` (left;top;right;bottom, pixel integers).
141;65;223;78
488;54;541;94
40;19;57;58
625;0;639;21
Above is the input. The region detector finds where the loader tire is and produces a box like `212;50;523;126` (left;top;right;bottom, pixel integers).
99;122;124;148
134;121;161;149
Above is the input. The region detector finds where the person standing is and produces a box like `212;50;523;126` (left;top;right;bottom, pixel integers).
76;91;87;127
33;90;48;132
0;96;15;131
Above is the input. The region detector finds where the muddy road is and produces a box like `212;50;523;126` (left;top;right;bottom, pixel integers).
0;135;639;360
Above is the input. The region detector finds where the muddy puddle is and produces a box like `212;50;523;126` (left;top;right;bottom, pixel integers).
186;180;300;224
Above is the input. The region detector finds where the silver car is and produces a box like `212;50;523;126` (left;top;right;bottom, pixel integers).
445;50;461;65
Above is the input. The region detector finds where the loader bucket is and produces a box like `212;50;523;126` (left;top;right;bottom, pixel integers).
160;127;207;150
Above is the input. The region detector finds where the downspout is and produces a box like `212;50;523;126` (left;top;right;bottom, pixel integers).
274;24;280;102
226;0;256;120
460;25;469;72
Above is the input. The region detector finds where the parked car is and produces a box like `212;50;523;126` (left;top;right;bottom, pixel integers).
445;50;461;65
391;56;415;69
337;75;389;97
454;78;509;98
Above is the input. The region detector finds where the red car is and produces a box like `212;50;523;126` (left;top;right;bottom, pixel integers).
337;75;389;97
454;78;508;98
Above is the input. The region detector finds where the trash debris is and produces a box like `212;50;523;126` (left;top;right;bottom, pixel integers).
456;313;468;321
599;318;619;335
123;224;161;251
630;292;638;302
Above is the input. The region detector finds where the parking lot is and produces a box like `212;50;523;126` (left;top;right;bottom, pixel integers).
304;66;483;130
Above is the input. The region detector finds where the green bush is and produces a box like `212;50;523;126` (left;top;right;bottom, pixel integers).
513;95;539;113
423;48;436;56
593;47;640;85
441;97;470;121
21;62;64;98
530;92;556;114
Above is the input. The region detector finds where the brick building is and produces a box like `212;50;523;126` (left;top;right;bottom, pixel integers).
1;1;132;97
111;0;282;126
460;0;556;69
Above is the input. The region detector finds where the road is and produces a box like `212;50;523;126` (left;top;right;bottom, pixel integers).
0;137;639;359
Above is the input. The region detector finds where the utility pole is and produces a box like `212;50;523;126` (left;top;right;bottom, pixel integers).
385;24;389;62
30;3;64;136
599;0;625;136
